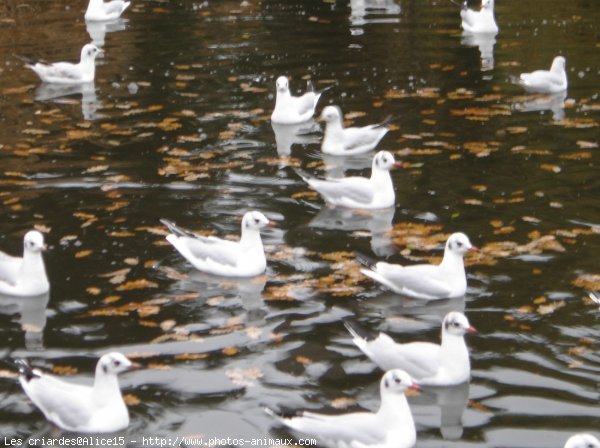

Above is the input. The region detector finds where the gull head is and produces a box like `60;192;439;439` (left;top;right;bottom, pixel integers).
319;105;343;124
98;352;133;376
564;434;600;448
275;76;290;94
242;211;274;231
81;43;101;62
24;230;46;254
443;311;477;336
481;0;494;10
551;56;566;73
372;151;401;171
446;232;476;256
381;369;420;396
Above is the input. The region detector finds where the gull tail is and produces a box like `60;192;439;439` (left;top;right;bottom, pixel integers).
343;319;378;345
160;219;196;239
14;54;44;68
292;167;315;184
355;251;378;270
14;359;40;382
306;80;334;96
374;114;400;129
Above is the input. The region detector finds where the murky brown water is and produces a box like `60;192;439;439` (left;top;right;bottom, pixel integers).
0;0;599;446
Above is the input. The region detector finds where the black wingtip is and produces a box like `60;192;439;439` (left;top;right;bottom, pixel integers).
355;251;377;269
160;218;193;238
15;359;39;382
14;54;37;66
291;167;312;182
375;114;400;129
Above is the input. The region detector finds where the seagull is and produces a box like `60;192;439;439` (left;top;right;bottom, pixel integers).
271;76;329;125
564;434;600;448
460;0;498;34
0;231;49;297
160;211;275;277
518;56;568;94
295;151;401;209
345;312;476;386
359;232;476;300
85;0;131;21
19;43;101;84
320;106;393;156
16;352;136;433
266;369;418;448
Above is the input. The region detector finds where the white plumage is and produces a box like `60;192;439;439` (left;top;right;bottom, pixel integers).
320;106;392;156
85;0;131;21
296;151;401;209
518;56;568;94
22;44;101;84
460;0;498;34
271;76;327;124
17;353;134;433
161;211;274;277
0;231;49;297
267;369;418;448
360;232;476;300
346;312;476;386
564;434;600;448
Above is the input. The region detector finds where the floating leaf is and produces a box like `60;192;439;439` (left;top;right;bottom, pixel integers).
116;279;159;291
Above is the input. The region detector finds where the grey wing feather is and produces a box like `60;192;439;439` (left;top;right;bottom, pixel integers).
0;251;20;283
310;177;375;204
376;264;452;298
23;375;93;430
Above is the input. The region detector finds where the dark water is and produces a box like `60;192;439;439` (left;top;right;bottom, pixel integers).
0;0;599;446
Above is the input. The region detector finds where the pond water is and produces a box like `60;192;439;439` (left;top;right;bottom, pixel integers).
0;0;599;446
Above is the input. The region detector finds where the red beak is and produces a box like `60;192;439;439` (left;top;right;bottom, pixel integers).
467;325;478;335
267;220;278;228
469;246;480;253
393;161;403;169
409;383;421;391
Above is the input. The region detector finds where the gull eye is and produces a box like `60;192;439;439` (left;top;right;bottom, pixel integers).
113;359;121;367
456;241;463;247
254;218;260;224
394;376;401;384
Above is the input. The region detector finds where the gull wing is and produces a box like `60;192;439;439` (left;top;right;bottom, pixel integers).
308;176;375;204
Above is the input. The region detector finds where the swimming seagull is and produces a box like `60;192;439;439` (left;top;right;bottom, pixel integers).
320;106;394;156
271;76;330;125
359;232;477;300
160;211;275;277
518;56;568;94
345;312;476;386
460;0;498;34
564;434;600;448
19;43;101;84
266;369;418;448
0;230;49;297
85;0;131;21
16;352;136;433
295;151;401;209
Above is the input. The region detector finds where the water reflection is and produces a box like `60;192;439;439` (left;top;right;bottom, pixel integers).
34;82;102;121
349;0;401;28
321;152;373;178
86;18;129;48
512;91;567;121
271;120;321;156
0;292;49;350
461;32;497;71
415;382;470;440
308;206;395;257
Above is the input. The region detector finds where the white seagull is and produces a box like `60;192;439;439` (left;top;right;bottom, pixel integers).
85;0;131;21
17;352;135;433
296;150;401;209
564;434;600;448
345;312;476;386
0;230;49;297
266;369;418;448
271;76;329;125
359;232;476;300
320;105;393;156
518;56;568;94
20;43;101;84
161;211;275;277
460;0;498;34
